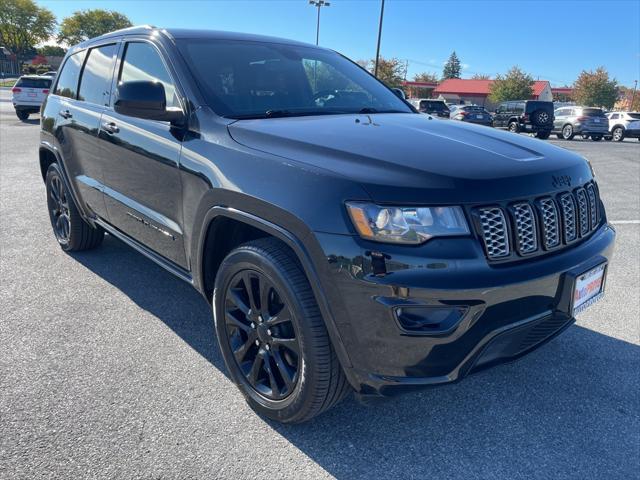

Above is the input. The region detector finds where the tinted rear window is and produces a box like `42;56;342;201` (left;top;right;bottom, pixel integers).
462;106;484;112
582;108;605;116
78;44;117;105
525;101;553;112
16;78;51;89
422;101;447;111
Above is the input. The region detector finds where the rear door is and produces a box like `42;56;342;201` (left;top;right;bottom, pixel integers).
100;39;187;268
46;44;118;219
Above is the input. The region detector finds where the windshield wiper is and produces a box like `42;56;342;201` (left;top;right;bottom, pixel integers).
358;107;410;114
228;109;347;120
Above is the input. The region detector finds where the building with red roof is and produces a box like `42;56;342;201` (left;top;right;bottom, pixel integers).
431;78;553;109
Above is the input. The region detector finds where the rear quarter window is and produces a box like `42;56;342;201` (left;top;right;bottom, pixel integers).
54;50;87;99
16;78;51;89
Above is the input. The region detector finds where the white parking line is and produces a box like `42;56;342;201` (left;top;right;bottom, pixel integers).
610;220;640;224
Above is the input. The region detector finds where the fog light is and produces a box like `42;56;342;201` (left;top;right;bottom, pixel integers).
394;306;467;335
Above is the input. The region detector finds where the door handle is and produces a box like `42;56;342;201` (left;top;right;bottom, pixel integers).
58;109;72;119
102;121;119;134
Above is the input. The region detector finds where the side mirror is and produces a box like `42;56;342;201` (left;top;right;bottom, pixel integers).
114;81;183;122
391;87;406;100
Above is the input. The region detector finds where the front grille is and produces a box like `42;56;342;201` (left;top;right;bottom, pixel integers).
475;181;601;261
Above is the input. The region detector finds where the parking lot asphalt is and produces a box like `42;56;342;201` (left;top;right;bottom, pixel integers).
1;88;639;479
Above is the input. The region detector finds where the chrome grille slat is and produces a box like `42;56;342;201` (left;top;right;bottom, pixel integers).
538;198;560;249
511;203;537;254
586;184;598;230
559;193;577;242
478;207;510;259
475;182;600;261
576;188;589;236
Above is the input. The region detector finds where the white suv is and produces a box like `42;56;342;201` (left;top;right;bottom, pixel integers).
606;111;640;141
11;75;52;121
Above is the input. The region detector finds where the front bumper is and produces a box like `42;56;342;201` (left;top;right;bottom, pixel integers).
313;223;616;396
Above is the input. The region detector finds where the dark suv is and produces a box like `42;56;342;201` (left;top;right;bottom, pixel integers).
39;27;615;423
409;98;450;117
493;100;555;138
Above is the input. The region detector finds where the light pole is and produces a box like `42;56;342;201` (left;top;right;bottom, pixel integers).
309;0;330;46
374;0;385;77
631;79;638;109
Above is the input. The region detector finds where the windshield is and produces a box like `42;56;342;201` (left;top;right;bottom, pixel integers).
582;108;605;116
16;77;51;89
177;39;413;119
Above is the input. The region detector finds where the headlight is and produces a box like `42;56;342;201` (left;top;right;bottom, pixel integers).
346;202;470;245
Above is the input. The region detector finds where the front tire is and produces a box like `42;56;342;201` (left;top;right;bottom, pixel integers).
45;163;104;251
213;238;350;423
562;124;575;140
16;110;29;121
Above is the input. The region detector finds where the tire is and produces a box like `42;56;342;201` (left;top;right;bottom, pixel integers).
508;121;520;133
535;130;551;139
213;238;351;423
591;134;603;141
612;126;624;142
16;110;29;121
45;163;104;251
532;109;551;127
562;124;575;140
556;133;564;139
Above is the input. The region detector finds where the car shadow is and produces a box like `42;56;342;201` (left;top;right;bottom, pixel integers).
71;234;639;479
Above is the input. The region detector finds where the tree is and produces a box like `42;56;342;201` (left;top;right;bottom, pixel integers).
470;73;491;80
0;0;56;61
58;9;132;46
616;85;640;111
489;66;534;103
37;45;66;57
572;67;618;109
442;51;461;79
358;57;405;87
413;72;439;83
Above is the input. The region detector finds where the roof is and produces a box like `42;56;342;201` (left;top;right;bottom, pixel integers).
434;78;550;96
76;25;319;50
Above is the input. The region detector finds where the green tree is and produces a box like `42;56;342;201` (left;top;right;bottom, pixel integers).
489;66;534;103
470;73;491;80
572;67;618;109
58;9;132;46
442;51;461;79
358;57;405;87
37;45;66;57
413;72;439;83
0;0;56;61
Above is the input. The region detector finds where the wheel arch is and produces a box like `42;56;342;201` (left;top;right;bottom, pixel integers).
195;206;354;372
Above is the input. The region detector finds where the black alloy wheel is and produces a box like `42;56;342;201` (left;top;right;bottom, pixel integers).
223;269;301;400
47;172;71;245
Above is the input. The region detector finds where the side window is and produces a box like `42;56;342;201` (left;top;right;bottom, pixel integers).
78;44;117;106
610;113;618;120
54;50;86;98
497;104;505;113
556;108;566;117
516;102;525;113
119;42;180;108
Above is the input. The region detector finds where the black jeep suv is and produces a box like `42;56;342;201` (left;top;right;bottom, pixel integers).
39;27;615;423
493;100;555;139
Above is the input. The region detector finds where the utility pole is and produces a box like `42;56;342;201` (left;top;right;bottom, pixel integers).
374;0;385;77
632;79;638;109
309;0;330;46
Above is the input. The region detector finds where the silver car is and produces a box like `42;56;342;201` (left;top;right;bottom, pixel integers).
553;106;609;141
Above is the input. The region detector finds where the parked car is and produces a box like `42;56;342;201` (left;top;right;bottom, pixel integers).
605;111;640;141
408;98;450;117
492;100;554;138
42;71;57;77
40;26;615;423
553;106;609;141
449;105;493;126
11;75;52;120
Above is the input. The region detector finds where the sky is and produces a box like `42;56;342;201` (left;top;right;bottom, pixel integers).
37;0;640;87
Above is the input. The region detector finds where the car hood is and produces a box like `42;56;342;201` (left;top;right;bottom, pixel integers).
228;113;593;204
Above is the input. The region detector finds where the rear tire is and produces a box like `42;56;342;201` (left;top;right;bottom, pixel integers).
591;134;603;141
508;121;520;133
213;238;350;423
535;130;551;139
16;110;29;121
45;163;104;251
612;126;624;142
562;124;575;140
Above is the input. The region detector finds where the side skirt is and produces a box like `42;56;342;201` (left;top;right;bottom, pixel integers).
94;218;193;285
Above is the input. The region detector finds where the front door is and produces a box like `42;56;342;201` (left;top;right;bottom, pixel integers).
100;40;187;268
